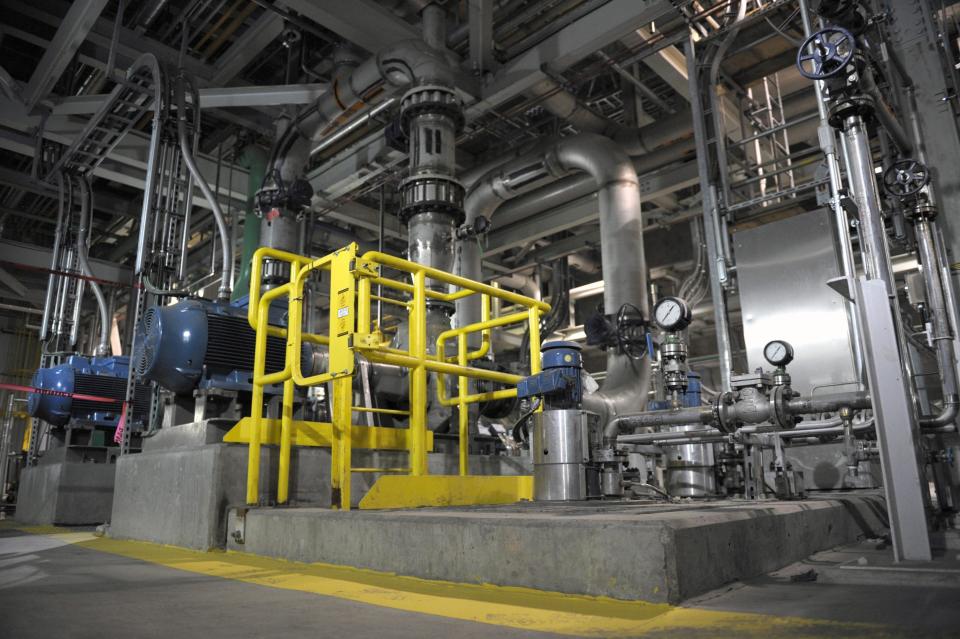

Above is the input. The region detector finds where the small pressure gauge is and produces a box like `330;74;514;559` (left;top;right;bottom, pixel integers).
763;340;794;367
653;296;692;332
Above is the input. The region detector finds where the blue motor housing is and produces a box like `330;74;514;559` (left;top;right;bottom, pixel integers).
28;355;149;428
134;298;312;394
649;372;702;410
517;341;584;410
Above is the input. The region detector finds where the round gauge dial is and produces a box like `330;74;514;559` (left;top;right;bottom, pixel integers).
653;296;692;332
763;340;794;367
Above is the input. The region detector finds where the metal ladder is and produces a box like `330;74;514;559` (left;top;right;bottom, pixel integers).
44;62;159;180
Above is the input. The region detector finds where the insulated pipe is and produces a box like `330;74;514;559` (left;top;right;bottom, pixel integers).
914;216;960;428
274;39;456;184
460;134;650;422
177;75;231;300
841;115;895;292
76;178;110;357
609;391;872;438
232;145;269;301
616;417;875;444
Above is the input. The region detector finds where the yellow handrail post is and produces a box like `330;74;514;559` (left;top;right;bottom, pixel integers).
457;333;468;476
245;301;271;505
410;270;428;476
277;377;295;504
357;275;372;334
332;374;353;509
528;307;543;376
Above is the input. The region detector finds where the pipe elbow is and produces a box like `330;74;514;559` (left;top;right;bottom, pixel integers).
920;396;959;429
377;39;456;88
552;133;637;188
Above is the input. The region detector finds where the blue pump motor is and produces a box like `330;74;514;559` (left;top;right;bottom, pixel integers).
648;372;702;410
134;298;316;394
28;355;150;428
517;341;584;410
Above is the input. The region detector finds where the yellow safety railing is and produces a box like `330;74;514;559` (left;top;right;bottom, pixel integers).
244;243;549;510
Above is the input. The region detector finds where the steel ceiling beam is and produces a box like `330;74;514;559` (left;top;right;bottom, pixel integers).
0;114;247;212
470;0;673;118
21;0;110;110
280;0;420;53
212;10;285;85
0;239;132;285
53;84;330;115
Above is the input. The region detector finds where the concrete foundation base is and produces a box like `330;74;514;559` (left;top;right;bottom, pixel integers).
226;493;888;603
16;447;116;525
109;420;530;550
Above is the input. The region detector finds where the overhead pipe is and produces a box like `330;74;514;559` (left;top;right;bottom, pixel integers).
272;39;457;186
76;177;111;357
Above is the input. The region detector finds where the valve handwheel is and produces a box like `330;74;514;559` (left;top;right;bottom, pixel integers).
882;160;930;198
796;27;856;80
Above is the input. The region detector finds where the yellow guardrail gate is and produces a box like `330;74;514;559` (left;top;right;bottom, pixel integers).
228;243;549;510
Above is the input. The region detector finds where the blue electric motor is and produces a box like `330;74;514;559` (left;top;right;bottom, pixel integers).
134;298;316;394
648;372;702;410
517;341;584;409
28;355;150;428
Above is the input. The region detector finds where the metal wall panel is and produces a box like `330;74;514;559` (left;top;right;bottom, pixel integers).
734;209;857;395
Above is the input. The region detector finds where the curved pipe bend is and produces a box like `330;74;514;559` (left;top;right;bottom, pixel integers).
276;39;456;184
461;133;650;424
177;75;231;300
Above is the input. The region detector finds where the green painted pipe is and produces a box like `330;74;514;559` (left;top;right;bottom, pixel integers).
232;145;268;301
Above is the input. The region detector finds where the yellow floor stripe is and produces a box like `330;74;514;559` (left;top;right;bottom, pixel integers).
8;526;902;638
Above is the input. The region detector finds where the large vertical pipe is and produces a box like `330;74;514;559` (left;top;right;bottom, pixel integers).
915;216;959;427
233;145;268;300
841;115;896;292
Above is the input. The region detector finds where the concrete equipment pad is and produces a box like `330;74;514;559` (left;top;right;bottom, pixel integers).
108;420;530;550
16;447;116;525
226;493;888;603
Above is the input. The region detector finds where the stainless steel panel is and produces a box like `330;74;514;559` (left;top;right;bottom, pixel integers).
734;209;857;395
533;409;588;501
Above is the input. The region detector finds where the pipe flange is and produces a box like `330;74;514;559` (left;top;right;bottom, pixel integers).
828;95;875;130
399;84;464;134
714;392;739;433
661;340;687;360
771;385;797;430
398;174;465;225
908;202;938;221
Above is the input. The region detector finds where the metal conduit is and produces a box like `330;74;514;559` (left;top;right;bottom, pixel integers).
177;74;231;300
76;177;111;356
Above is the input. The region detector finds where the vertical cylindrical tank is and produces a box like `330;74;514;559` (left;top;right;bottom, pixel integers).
533;409;590;501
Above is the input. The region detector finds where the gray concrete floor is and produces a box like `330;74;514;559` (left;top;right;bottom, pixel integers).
1;527;959;638
0;529;560;639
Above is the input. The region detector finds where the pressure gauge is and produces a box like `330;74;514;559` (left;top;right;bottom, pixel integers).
763;340;794;367
653;296;692;332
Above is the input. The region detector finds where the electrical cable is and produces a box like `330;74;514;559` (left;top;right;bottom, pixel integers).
511;398;541;444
